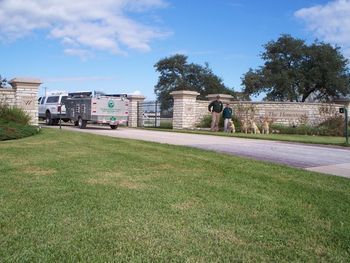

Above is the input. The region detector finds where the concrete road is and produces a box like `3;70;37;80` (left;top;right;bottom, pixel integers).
50;125;350;178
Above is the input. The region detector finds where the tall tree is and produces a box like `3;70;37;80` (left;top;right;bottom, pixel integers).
154;54;235;110
241;35;350;102
0;75;8;88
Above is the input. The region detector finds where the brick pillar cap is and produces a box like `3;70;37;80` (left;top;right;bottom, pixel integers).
127;94;145;100
9;78;42;85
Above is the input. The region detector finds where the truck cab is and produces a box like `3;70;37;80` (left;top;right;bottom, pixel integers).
38;92;69;125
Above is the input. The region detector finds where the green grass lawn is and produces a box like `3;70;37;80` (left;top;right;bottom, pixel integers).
1;129;350;262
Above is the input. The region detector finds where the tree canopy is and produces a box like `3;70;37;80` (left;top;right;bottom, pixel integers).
241;35;350;102
154;54;235;110
0;75;8;88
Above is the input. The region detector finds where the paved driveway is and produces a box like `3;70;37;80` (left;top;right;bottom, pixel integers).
51;125;350;178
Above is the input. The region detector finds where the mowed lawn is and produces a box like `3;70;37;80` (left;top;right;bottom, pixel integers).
0;129;349;262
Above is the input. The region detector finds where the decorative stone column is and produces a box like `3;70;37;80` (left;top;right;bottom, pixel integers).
170;90;199;129
9;78;41;126
127;94;145;127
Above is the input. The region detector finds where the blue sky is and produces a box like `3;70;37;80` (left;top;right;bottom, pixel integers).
1;0;349;100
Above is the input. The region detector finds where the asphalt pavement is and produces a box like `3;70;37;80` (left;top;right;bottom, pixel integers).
47;125;350;178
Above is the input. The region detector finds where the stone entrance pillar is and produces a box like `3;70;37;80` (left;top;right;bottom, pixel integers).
9;78;41;126
127;94;145;127
170;90;199;129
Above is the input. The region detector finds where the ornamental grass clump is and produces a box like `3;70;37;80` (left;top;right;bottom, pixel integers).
0;103;31;125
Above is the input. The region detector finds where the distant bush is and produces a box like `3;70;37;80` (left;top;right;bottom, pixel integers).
270;124;318;135
0;103;40;141
317;115;346;136
271;116;349;136
159;119;173;129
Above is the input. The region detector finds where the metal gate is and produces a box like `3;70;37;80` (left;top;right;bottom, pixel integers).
137;100;173;128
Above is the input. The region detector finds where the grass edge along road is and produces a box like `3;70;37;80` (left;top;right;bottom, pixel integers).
146;127;349;147
1;129;350;262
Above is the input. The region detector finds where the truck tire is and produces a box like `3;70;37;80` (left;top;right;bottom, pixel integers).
110;125;118;130
78;117;87;129
45;111;54;125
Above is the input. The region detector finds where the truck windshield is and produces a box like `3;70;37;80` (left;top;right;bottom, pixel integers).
46;96;59;103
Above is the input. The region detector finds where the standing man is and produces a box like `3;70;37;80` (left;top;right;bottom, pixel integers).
222;103;233;132
208;95;223;131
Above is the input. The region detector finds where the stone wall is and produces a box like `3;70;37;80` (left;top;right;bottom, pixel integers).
171;91;349;129
196;100;344;126
0;78;41;126
195;100;210;126
229;101;343;126
0;89;16;105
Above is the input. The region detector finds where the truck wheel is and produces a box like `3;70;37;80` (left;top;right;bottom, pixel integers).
78;117;87;129
110;125;118;130
45;112;53;125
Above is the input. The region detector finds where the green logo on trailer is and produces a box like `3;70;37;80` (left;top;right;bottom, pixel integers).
108;100;114;108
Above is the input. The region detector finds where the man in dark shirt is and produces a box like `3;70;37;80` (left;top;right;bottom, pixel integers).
208;95;223;131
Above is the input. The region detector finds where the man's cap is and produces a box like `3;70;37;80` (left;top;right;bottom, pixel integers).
216;95;220;99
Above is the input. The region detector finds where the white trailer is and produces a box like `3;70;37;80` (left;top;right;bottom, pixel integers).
65;92;129;129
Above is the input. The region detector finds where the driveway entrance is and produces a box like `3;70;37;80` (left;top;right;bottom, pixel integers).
49;125;350;178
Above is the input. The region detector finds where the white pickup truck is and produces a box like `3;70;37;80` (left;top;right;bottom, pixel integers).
38;92;69;125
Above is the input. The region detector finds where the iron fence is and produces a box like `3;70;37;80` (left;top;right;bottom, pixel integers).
137;101;173;128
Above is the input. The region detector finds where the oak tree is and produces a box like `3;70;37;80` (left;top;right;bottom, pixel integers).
241;35;350;102
154;54;235;110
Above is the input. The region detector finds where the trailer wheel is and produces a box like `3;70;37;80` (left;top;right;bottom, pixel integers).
45;111;54;125
110;125;118;130
78;117;87;129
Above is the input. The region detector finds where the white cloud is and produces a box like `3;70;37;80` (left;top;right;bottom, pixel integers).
0;0;170;57
295;0;350;57
63;48;94;60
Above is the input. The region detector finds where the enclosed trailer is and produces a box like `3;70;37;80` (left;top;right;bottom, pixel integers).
65;92;128;129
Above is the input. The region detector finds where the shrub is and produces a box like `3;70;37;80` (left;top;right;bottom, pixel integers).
270;115;350;136
0;103;31;125
0;121;39;141
271;124;318;135
0;103;40;141
197;115;212;128
317;115;346;136
159;119;173;129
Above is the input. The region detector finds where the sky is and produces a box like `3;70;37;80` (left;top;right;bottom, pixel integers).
1;0;350;100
